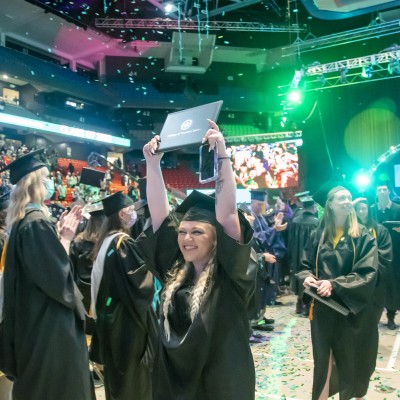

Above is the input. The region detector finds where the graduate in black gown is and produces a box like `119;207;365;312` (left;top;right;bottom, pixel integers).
90;191;158;400
370;183;400;329
138;121;256;400
288;195;319;314
353;197;392;324
70;207;106;335
1;149;93;400
297;186;378;400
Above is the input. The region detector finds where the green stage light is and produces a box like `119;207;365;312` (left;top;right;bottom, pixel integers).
354;171;371;191
287;89;302;104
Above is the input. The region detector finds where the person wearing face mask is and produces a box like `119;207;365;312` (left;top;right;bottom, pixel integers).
43;173;56;201
353;197;392;325
90;191;158;400
0;149;94;400
297;185;378;400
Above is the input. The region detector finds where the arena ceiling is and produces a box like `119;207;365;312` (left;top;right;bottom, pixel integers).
1;0;400;112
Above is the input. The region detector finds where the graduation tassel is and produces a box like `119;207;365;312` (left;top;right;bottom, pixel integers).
308;299;314;321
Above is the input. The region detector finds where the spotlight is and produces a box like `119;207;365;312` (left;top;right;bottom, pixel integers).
361;65;373;79
388;59;400;75
164;3;177;13
287;89;302;104
354;171;371;191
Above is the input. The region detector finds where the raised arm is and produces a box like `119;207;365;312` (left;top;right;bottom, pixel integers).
204;120;241;242
143;136;170;232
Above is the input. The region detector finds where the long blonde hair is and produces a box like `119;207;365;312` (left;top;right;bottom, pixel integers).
6;167;48;231
321;186;360;245
162;242;217;340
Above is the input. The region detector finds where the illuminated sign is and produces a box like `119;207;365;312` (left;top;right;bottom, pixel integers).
0;113;131;147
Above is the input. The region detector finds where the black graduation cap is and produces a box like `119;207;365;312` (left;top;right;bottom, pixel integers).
299;195;316;208
267;188;283;200
175;190;217;225
48;203;66;221
175;190;215;214
294;190;310;198
312;179;351;207
102;191;134;217
133;199;148;216
0;148;46;184
89;208;105;217
80;167;106;188
250;190;267;202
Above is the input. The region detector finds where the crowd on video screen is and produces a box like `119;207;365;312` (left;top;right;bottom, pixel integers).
227;141;299;189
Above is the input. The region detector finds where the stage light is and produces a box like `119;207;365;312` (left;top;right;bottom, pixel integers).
287;89;302;104
354;171;371;191
388;59;400;75
361;65;373;79
164;3;177;13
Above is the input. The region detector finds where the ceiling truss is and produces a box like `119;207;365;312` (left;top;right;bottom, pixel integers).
95;18;306;32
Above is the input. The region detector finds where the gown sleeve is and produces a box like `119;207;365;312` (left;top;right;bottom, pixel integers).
215;211;255;293
296;229;318;281
135;214;182;284
19;218;77;310
376;224;392;280
329;229;378;314
112;237;155;327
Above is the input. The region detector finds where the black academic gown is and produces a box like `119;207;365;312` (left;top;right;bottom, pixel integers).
70;236;96;335
369;224;392;323
136;212;256;400
287;211;319;296
370;202;400;310
2;209;93;400
90;235;158;400
296;226;378;400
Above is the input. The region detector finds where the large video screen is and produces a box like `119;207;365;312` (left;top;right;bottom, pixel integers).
227;139;301;189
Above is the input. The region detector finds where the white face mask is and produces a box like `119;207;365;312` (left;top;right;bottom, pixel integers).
121;208;137;228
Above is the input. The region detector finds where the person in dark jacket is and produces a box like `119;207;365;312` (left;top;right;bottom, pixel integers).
1;149;93;400
288;195;319;315
138;121;256;400
297;186;378;400
353;197;392;324
370;183;400;329
90;191;158;400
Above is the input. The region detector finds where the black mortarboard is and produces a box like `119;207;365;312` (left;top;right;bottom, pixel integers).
250;190;267;202
102;191;134;217
312;178;352;207
299;195;315;208
89;208;105;217
267;188;283;200
133;199;148;215
175;190;216;225
80;167;106;188
294;191;310;198
0;148;46;184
